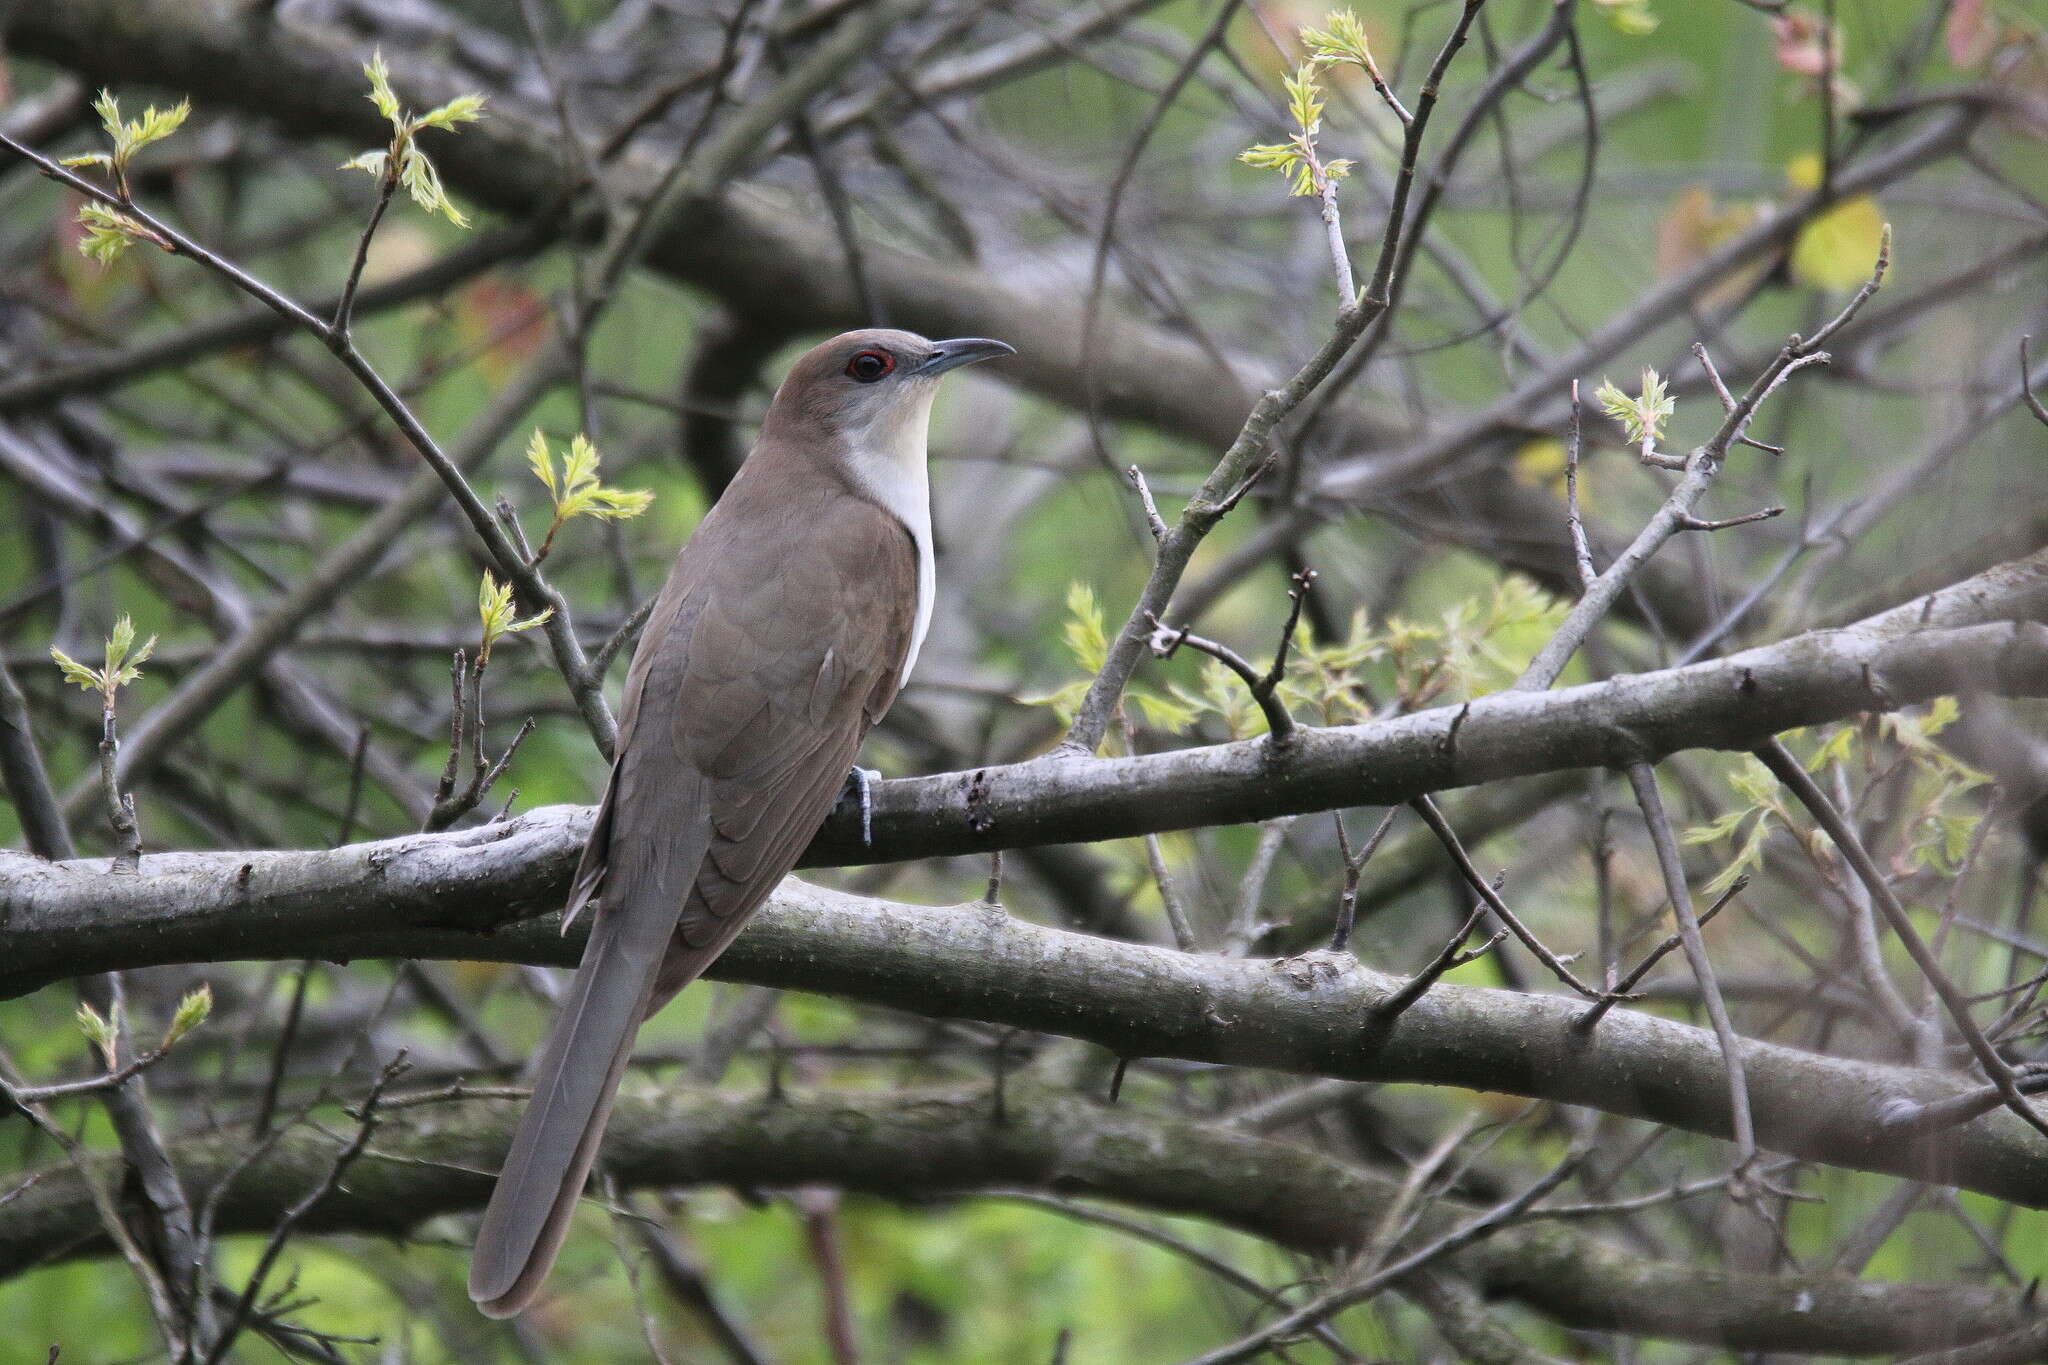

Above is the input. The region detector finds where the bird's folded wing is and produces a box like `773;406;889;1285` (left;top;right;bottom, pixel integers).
654;496;918;994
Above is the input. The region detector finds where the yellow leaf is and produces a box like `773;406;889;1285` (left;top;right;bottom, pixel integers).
1511;438;1570;496
1784;151;1824;191
525;428;556;496
1790;194;1886;290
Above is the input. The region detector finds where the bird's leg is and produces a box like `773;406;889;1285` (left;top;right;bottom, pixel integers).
841;766;882;846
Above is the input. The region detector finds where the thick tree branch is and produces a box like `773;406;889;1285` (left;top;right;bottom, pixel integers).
8;844;2048;1208
1;1085;2038;1358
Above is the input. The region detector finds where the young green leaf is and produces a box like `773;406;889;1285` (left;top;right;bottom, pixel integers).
76;999;123;1065
49;647;101;691
363;50;403;124
161;984;213;1049
1238;142;1313;195
107;616;136;673
104;614;156;688
338;150;390;178
1060;581;1110;674
526;427;558;496
74;203;153;265
526;430;654;558
1595;367;1676;450
397;141;467;227
1302;10;1378;69
417;94;487;132
478;570;553;663
1283;66;1326;139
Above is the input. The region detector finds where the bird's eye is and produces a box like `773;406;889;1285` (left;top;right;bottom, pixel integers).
845;350;895;383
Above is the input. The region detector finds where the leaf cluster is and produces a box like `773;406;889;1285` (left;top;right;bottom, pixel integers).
74;203;160;266
1034;576;1569;743
1683;699;1990;895
1595;367;1677;452
528;429;654;525
49;614;155;709
525;428;655;562
75;984;212;1067
1239;65;1354;198
340;50;487;226
1301;10;1380;72
58;91;189;262
477;571;553;666
1273;575;1566;727
60;90;189;186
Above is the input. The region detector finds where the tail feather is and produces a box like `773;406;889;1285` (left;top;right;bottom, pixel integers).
468;799;705;1318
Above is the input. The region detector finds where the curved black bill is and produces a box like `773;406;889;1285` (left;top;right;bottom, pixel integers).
914;336;1016;377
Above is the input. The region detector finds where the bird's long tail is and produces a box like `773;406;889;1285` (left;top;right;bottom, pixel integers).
468;825;699;1318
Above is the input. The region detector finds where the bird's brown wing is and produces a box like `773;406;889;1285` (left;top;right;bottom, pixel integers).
471;483;917;1317
651;494;917;1005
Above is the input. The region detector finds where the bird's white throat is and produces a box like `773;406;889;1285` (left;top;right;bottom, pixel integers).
841;382;938;681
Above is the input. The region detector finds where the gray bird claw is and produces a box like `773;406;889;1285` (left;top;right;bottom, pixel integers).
844;766;882;846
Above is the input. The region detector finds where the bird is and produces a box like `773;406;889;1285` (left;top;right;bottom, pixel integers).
469;327;1014;1318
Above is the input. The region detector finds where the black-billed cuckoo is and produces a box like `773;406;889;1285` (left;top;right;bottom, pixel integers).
469;328;1013;1317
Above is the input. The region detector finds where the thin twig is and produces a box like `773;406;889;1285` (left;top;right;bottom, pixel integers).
331;169;400;339
96;698;143;875
1257;568;1317;695
1409;795;1612;1000
1176;1142;1589;1365
1624;763;1757;1172
1575;875;1748;1032
593;592;660;679
1145;616;1296;743
2023;336;2048;428
1119;712;1198;950
1375;901;1504;1023
1562;380;1594;590
1331;807;1399;952
1225;816;1295;956
1676;507;1785;532
1755;740;2048;1144
1124;464;1168;543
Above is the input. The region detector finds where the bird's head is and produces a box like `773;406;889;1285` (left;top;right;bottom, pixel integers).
763;328;1014;459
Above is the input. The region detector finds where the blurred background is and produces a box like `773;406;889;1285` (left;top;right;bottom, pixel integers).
1;0;2046;1360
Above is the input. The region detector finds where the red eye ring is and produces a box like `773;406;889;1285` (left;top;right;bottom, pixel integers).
845;349;896;382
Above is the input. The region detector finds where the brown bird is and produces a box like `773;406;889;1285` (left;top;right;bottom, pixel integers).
469;328;1013;1317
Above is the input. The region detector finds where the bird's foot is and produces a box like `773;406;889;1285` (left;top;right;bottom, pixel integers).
841;766;883;846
